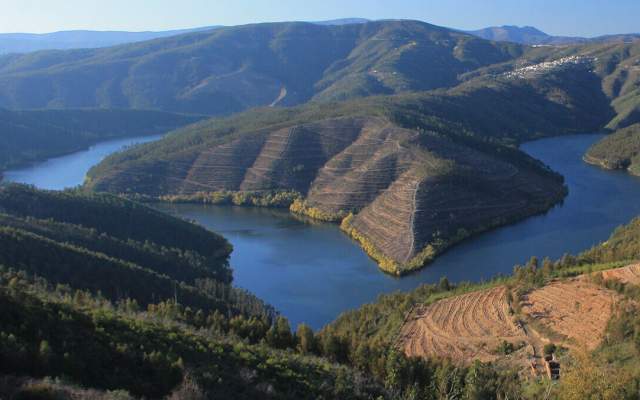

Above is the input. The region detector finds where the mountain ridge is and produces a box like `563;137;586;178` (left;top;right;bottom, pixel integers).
0;20;523;115
467;24;640;45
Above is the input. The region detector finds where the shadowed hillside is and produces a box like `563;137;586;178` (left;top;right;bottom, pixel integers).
0;184;385;399
584;123;640;175
0;184;278;318
0;108;203;172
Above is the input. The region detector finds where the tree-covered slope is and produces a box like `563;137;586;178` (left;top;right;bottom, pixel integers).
584;123;640;175
0;20;522;115
0;268;382;399
0;108;202;171
0;184;275;318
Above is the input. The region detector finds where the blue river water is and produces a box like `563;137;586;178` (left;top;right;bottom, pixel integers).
3;134;162;190
6;133;640;329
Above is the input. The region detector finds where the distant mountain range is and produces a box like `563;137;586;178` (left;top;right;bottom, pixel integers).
0;27;219;54
0;19;370;54
466;25;640;45
1;19;637;55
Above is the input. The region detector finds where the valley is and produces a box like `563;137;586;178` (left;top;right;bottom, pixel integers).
2;13;640;399
8;133;640;330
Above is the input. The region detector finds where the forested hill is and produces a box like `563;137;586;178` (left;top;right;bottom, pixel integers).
0;186;384;399
584;123;640;175
87;53;618;274
0;20;523;115
0;184;278;317
0;108;203;171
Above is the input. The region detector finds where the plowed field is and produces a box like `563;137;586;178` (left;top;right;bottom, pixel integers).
521;278;619;350
398;286;528;363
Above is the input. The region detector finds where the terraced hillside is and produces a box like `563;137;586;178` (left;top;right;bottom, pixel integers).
398;276;622;372
399;286;528;363
601;263;640;284
88;108;569;275
521;277;620;350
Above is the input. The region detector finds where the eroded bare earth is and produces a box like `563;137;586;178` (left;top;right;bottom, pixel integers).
521;278;619;350
398;286;527;363
601;263;640;285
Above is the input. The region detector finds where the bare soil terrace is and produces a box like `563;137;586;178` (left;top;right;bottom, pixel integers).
399;274;623;371
521;277;620;351
399;286;529;363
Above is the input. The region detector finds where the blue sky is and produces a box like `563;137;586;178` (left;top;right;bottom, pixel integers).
1;0;638;37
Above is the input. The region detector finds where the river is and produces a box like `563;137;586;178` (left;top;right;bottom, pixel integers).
3;134;163;190
5;133;640;329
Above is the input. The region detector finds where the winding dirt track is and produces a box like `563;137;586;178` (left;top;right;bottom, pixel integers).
398;286;528;363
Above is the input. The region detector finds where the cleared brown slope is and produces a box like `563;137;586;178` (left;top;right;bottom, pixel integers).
399;286;528;364
399;277;620;367
521;277;620;351
601;263;640;285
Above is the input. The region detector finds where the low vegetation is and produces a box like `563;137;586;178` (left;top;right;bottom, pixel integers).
159;190;301;208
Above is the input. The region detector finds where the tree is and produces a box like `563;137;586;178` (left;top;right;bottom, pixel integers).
526;256;539;271
542;257;554;276
296;323;316;354
266;316;293;349
543;343;556;356
464;361;498;400
558;350;634;400
438;276;451;291
167;372;207;400
38;340;53;373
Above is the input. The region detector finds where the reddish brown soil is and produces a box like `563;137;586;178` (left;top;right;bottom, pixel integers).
601;263;640;285
521;278;620;350
398;286;528;363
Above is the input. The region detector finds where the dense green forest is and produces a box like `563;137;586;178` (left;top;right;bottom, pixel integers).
0;108;202;172
585;123;640;175
0;268;384;399
0;184;272;318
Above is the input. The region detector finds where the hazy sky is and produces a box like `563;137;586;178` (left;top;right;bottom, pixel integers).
0;0;638;37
